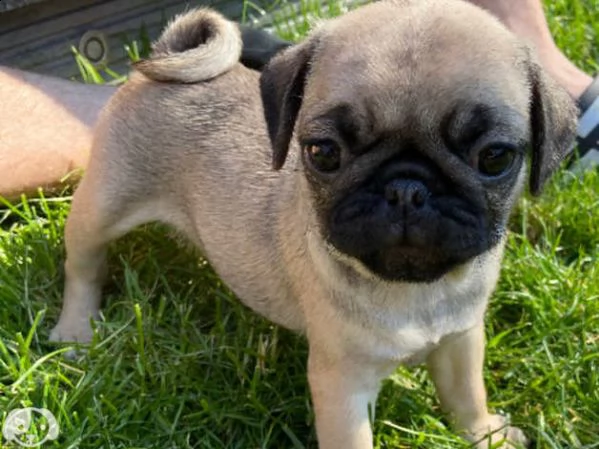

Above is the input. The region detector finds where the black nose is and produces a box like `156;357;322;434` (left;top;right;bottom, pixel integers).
384;179;428;208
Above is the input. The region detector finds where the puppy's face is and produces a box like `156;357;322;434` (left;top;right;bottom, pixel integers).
261;0;577;282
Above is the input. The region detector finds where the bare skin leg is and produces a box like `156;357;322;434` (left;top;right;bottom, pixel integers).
0;67;116;199
467;0;592;99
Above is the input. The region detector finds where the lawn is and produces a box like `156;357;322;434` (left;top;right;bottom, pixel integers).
1;0;598;448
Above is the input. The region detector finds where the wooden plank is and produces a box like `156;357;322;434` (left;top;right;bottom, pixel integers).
0;0;48;14
0;0;250;79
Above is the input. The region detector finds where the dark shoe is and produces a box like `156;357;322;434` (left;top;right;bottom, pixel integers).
239;25;292;71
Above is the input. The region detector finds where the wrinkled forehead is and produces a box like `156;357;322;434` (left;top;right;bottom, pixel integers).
302;0;531;132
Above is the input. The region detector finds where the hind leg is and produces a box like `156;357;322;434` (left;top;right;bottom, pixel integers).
50;169;160;343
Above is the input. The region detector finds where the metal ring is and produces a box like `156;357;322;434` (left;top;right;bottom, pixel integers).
78;30;108;65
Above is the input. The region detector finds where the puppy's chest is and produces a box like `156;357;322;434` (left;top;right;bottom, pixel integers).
340;280;489;365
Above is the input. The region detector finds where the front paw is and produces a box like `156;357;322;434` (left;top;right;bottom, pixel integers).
467;414;529;449
49;319;94;344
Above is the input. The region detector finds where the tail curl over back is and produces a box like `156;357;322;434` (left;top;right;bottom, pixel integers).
134;8;241;83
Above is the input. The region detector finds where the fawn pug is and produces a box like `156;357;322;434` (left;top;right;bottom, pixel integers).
51;1;577;447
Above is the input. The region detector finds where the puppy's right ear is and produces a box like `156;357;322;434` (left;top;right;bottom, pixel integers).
260;40;316;170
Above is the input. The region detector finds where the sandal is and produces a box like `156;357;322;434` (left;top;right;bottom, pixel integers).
572;75;599;170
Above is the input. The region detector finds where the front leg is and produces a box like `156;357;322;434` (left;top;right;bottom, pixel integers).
426;323;529;448
308;346;383;449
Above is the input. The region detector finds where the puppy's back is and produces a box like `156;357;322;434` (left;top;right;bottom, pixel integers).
89;5;269;196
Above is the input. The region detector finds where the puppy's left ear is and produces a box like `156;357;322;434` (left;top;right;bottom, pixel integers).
528;55;578;195
260;38;317;170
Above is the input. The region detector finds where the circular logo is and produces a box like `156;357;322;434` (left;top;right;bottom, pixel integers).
2;408;59;447
78;30;109;65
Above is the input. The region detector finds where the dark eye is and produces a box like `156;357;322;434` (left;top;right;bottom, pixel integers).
304;141;341;172
477;146;516;177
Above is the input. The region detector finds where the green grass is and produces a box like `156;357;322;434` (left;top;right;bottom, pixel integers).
1;0;599;447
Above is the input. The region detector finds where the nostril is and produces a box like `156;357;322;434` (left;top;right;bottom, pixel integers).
385;183;399;205
385;180;428;208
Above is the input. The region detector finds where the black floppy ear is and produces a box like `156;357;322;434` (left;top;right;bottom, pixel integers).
528;56;578;195
260;39;316;170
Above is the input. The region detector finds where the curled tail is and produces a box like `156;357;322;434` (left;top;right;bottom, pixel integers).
134;8;241;83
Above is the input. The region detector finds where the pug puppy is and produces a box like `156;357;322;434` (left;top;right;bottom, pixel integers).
49;1;577;447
